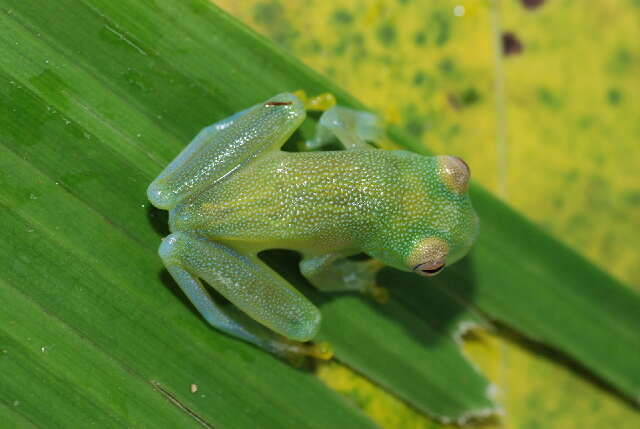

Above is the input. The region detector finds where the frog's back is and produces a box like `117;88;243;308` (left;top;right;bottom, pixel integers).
170;150;423;253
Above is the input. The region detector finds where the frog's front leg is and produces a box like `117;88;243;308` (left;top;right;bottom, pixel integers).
160;232;332;359
148;93;305;209
300;254;389;303
305;105;383;151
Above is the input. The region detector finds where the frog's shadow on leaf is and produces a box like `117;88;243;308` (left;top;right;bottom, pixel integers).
147;204;170;237
377;258;478;343
262;249;477;348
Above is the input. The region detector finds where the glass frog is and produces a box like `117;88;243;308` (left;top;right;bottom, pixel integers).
147;92;479;360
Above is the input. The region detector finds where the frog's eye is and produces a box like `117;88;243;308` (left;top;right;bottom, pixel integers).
438;155;470;194
407;237;449;277
413;261;446;277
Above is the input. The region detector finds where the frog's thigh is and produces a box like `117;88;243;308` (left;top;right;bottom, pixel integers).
148;92;306;209
160;232;320;342
160;246;281;354
306;106;382;151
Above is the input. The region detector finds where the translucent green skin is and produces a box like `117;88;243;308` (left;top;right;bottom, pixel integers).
148;93;479;357
172;149;478;270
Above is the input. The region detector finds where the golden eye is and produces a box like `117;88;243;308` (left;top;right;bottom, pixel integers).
437;155;470;194
413;261;446;277
407;237;449;277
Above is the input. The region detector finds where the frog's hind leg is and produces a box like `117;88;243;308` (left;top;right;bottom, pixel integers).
159;232;331;359
148;93;306;210
305;105;384;151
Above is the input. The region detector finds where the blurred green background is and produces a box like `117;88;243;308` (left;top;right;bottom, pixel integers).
213;0;640;427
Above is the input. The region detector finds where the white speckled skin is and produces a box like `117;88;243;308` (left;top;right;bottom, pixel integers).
148;93;479;358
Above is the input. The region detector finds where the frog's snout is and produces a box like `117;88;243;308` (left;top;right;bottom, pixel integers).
437;155;470;194
413;260;446;277
407;237;449;278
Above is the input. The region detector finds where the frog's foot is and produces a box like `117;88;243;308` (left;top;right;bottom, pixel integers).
293;90;337;111
277;341;334;366
303;104;384;151
368;284;390;304
160;232;324;360
300;254;386;303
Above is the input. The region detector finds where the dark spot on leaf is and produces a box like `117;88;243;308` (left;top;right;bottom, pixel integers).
438;58;456;76
414;31;427;45
307;39;322;53
413;71;436;96
253;1;284;26
607;48;633;75
351;34;367;60
623;190;640;206
577;115;596;129
565;170;579;182
537;87;562;109
552;196;564;209
607;88;623;105
432;12;451;46
253;1;297;47
405;117;424;137
460;88;481;106
502;32;523;56
332;39;348;55
377;23;396;46
521;0;546;9
448;88;481;110
332;9;354;24
446;124;461;139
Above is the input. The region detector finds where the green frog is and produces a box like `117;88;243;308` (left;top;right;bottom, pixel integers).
147;92;479;359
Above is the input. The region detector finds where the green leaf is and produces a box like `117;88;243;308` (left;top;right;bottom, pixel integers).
0;1;378;427
0;0;489;425
1;0;639;427
404;122;640;404
211;1;640;426
0;137;374;428
263;251;495;421
461;183;640;401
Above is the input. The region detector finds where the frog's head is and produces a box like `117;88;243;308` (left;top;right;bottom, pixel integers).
366;155;479;276
407;155;478;277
